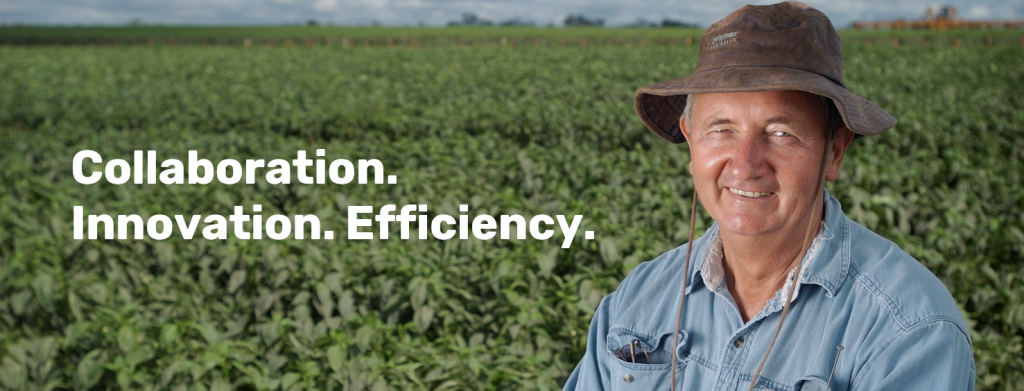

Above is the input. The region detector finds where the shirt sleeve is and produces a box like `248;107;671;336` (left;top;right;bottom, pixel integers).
851;320;975;391
562;294;615;391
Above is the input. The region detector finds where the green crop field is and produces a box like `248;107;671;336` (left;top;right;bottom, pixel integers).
0;30;1022;390
1;26;1021;48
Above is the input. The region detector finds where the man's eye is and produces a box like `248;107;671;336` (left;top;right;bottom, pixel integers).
771;130;791;137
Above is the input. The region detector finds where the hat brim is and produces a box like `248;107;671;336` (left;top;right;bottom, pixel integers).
634;66;897;144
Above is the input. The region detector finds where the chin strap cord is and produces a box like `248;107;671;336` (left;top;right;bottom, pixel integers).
670;191;699;391
744;134;835;391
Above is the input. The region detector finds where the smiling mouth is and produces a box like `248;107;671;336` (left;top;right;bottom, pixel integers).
727;187;774;198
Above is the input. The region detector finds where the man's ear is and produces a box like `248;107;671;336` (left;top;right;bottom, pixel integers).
679;112;695;173
678;114;693;143
826;126;855;182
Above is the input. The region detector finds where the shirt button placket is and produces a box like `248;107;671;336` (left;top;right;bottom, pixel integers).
713;332;752;390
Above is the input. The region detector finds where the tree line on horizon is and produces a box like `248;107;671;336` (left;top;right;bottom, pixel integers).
445;12;697;28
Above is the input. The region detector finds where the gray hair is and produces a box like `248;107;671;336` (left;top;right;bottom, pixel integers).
682;93;844;137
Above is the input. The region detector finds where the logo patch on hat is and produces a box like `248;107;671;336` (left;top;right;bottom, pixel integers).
710;31;738;50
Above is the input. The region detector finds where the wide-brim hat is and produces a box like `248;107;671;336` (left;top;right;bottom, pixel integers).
635;1;897;144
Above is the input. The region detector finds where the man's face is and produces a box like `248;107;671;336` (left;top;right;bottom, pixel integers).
679;90;854;238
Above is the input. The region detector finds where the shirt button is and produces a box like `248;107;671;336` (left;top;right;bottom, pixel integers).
624;374;634;383
734;337;745;348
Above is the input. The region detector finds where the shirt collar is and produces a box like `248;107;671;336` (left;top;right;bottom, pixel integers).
685;188;850;298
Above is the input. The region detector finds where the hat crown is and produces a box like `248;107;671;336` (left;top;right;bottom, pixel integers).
696;1;845;88
633;1;897;144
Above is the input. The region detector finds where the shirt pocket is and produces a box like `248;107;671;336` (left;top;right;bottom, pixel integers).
793;376;830;391
751;376;830;391
605;328;688;390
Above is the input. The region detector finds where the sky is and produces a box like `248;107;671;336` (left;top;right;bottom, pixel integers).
1;0;1022;28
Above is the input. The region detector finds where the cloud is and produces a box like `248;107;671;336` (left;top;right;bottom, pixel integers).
965;5;991;19
1;0;1020;27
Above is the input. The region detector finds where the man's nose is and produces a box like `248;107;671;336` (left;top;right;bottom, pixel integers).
728;136;769;179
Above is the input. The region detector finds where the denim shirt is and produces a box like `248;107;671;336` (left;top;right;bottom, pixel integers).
563;190;975;391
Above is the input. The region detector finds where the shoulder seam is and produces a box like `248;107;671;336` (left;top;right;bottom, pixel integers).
848;261;971;343
848;262;910;332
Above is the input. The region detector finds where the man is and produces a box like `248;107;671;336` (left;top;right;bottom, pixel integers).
563;2;975;391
